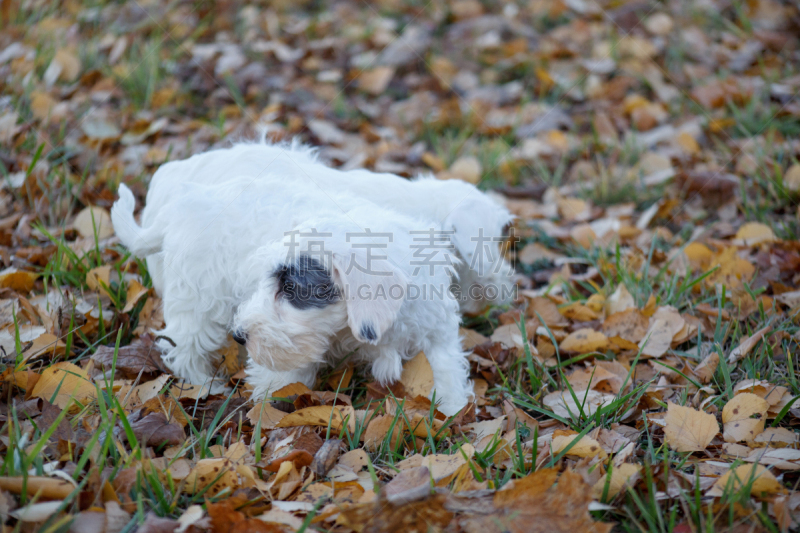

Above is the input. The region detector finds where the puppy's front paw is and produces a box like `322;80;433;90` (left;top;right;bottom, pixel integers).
370;355;402;385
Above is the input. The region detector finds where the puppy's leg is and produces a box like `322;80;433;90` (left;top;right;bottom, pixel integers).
158;294;230;392
370;347;403;386
246;362;319;400
425;333;473;416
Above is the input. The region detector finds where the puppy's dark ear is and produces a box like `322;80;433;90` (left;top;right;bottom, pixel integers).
274;255;338;310
331;249;406;344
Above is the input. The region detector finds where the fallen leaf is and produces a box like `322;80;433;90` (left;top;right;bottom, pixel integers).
30;362;96;409
639;306;684;357
734;222;776;246
592;463;641;500
663;402;718;452
400;352;433;398
130;412;185;448
74;206;114;240
0;267;38;292
728;325;772;364
560;329;609;353
276;405;356;433
707;464;784;497
722;393;768;443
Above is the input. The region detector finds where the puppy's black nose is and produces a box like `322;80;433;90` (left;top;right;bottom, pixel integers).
232;329;247;345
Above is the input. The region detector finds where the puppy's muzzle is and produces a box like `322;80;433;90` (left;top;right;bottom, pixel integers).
232;329;248;345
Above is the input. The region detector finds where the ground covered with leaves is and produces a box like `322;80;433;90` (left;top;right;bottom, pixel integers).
1;0;800;531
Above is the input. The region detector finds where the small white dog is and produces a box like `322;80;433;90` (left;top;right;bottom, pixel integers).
140;139;515;314
112;177;472;415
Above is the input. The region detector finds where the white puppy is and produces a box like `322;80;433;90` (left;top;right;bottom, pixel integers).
112;178;472;415
140;139;515;314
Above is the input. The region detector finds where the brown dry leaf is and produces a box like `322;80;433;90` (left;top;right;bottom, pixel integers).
591;463;641;500
728;325;772;364
30;362;96;409
246;402;288;430
707;464;784;498
528;296;569;327
560;328;608;353
733;222;776;246
337;492;453;533
74;206;114;240
363;414;402;452
129;412;185;448
400;351;433;398
663;402;718;452
692;352;719;383
276;405;356;433
458;469;613;533
601;308;649;343
358;67;395;95
722;393;769;443
91;335;164;379
311;438;342;477
639;306;684;357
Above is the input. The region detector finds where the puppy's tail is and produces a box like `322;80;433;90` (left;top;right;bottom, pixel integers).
111;184;163;257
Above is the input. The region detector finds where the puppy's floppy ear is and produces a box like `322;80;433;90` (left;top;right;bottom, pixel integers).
330;249;407;344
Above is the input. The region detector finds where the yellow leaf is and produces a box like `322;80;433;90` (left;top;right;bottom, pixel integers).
734;222;776;246
276;405;356;433
683;242;713;271
0;268;38;293
86;265;112;296
663;402;718;452
559;328;608;353
551;432;608;460
30;362;96;409
122;279;149;313
592;463;641;499
183;458;238;496
722;393;768;443
707;464;784;498
400;351;434;398
559;302;599;321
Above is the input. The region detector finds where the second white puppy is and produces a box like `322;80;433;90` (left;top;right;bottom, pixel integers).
112;178;472;415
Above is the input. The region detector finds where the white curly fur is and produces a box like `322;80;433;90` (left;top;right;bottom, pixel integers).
112;175;473;415
140;137;515;313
